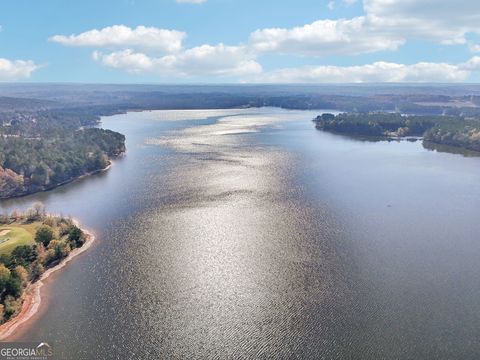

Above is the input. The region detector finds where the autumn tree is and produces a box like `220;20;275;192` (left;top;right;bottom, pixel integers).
14;265;28;286
0;264;11;293
30;261;44;281
33;201;45;218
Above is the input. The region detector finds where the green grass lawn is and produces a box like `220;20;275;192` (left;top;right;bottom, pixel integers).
0;223;38;256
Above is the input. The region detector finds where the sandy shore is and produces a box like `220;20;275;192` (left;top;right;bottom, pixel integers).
0;157;121;339
0;224;95;341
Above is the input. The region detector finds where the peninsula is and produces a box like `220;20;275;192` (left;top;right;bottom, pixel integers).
314;112;480;153
0;102;126;199
0;202;92;339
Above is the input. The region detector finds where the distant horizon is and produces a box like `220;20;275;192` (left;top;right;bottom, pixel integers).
4;82;480;87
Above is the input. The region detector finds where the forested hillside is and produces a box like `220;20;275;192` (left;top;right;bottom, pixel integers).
0;100;125;199
314;112;480;153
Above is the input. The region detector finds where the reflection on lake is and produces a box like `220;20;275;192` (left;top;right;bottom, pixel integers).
423;140;480;157
2;108;480;359
326;131;480;158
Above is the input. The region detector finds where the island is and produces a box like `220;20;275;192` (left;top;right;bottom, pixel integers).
314;112;480;153
0;202;92;339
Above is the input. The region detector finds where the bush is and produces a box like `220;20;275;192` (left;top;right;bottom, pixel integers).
45;249;56;265
14;265;28;285
0;264;11;290
4;295;21;318
33;202;45;219
25;208;37;222
35;225;54;246
48;240;70;260
0;213;9;224
11;245;37;268
30;261;44;281
43;216;57;227
0;304;5;323
35;243;47;265
68;225;84;247
5;276;22;298
0;254;11;268
58;223;70;237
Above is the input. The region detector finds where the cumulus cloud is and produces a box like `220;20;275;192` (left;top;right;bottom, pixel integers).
93;44;262;77
52;25;261;78
250;16;404;56
0;58;40;81
50;25;186;53
48;1;480;82
461;56;480;71
249;60;472;83
364;0;480;45
250;0;480;58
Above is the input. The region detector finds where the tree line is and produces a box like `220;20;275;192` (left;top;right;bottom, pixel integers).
0;203;86;323
0;108;125;199
314;112;480;152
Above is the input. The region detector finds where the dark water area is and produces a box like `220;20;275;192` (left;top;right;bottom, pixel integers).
2;108;480;359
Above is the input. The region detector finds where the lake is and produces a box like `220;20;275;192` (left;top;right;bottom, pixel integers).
2;108;480;359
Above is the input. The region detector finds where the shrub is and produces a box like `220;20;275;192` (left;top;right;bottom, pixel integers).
30;261;44;281
11;245;37;268
0;304;5;323
14;265;28;285
4;295;21;318
58;223;70;237
43;216;57;228
0;264;11;290
35;225;54;246
5;276;22;298
48;240;70;260
0;254;11;268
68;225;84;247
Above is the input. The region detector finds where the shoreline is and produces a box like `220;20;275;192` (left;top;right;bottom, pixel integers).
0;152;125;201
316;128;480;156
0;223;95;341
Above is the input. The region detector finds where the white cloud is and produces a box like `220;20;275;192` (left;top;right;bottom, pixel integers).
50;25;186;53
469;44;480;53
364;0;480;45
176;0;206;3
461;56;480;71
0;58;40;81
0;25;39;80
93;44;262;77
250;60;472;83
250;16;404;56
48;1;480;82
53;25;261;79
250;0;480;58
327;0;356;9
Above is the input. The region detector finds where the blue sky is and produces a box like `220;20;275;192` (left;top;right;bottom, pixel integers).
1;0;480;83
